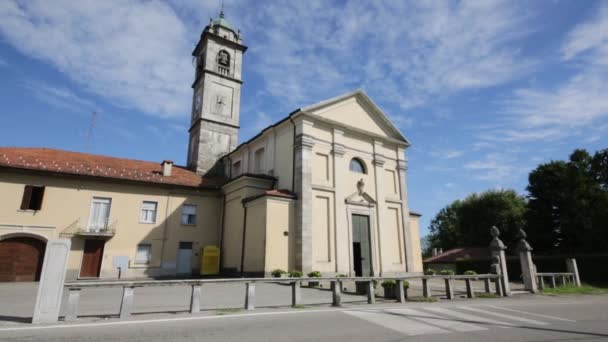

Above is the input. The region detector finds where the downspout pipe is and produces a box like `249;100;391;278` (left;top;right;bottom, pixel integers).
289;117;297;192
219;156;231;273
239;202;248;277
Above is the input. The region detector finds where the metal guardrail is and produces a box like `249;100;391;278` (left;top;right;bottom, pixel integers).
62;274;501;322
536;272;576;289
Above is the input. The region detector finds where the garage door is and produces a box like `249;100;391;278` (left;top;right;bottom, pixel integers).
0;237;46;282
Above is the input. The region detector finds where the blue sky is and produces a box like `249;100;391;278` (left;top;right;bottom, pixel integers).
1;1;607;237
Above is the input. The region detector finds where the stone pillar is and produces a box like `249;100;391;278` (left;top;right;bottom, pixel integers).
484;278;491;293
395;280;406;303
32;239;71;324
65;288;81;321
489;226;510;296
516;229;538;293
550;275;556;288
119;286;135;319
367;281;375;304
538;276;545;290
422;278;432;298
465;279;475;298
396;151;414;273
332;129;349;274
566;259;581;286
444;278;454;300
294;121;315;273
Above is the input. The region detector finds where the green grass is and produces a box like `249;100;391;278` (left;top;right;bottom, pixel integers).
216;308;243;315
541;284;608;295
477;293;500;299
407;296;438;302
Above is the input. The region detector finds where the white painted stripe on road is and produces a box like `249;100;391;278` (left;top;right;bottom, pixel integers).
425;307;514;328
384;308;486;332
459;306;548;325
484;305;576;322
343;310;448;336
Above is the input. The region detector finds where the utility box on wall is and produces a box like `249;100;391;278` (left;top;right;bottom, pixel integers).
200;246;220;276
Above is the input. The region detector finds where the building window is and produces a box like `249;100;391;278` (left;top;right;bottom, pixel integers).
20;185;45;211
88;197;112;232
181;204;197;225
254;148;265;174
350;158;367;174
140;201;158;223
135;244;152;264
232;160;242;177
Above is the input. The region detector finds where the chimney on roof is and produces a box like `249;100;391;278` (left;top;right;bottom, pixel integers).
161;160;173;177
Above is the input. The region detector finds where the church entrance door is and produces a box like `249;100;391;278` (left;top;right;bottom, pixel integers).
352;214;372;277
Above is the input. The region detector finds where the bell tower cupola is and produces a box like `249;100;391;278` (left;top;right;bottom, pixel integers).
187;8;247;175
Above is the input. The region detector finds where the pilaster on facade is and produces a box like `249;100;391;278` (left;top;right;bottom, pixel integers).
294;132;315;273
331;128;349;274
396;149;414;272
372;140;385;275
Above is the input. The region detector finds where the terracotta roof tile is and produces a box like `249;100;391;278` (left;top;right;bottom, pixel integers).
0;147;225;189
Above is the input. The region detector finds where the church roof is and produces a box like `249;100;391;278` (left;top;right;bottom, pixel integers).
209;9;237;34
0;147;224;189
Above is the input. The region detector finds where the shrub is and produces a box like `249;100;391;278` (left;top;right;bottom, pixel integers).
307;271;322;278
289;270;303;278
372;279;379;289
439;269;455;275
381;280;396;288
403;281;410;289
336;273;348;277
424;269;436;275
463;270;477;275
271;269;286;278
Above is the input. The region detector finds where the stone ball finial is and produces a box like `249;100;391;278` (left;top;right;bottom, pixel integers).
490;226;500;238
516;228;527;240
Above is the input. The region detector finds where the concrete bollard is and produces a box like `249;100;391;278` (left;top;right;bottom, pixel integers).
331;281;342;307
395;280;406;303
465;279;475;298
444;278;454;300
190;285;202;313
65;288;81;321
119;286;135;319
245;283;255;310
566;259;581;286
422;278;432;298
538;276;545;290
292;281;301;307
367;281;375;304
550;275;557;288
484;278;491;293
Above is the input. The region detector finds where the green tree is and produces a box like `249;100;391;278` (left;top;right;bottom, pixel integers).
427;190;527;251
526;149;608;254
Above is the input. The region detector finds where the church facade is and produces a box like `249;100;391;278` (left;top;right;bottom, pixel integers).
0;12;422;282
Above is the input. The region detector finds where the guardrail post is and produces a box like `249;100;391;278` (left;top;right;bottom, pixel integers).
484;278;491;293
566;259;581;286
494;278;504;296
465;279;475;298
422;278;431;298
119;286;135;319
245;283;255;310
395;280;406;303
444;278;454;300
366;281;375;304
190;285;201;313
331;281;342;307
292;281;301;307
561;275;567;287
65;288;81;321
550;275;556;288
538;276;545;290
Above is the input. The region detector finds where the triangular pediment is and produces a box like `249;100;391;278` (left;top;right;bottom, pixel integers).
301;90;409;144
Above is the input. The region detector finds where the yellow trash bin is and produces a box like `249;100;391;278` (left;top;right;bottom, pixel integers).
200;245;220;276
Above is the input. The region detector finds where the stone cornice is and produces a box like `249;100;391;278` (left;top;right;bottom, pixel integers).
373;154;386;166
294;134;315;150
332;143;345;156
397;159;408;171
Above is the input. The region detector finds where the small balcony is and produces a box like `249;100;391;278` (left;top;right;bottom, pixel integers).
60;218;117;238
217;65;230;76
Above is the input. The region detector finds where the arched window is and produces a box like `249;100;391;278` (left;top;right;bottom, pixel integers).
217;50;230;67
349;158;367;174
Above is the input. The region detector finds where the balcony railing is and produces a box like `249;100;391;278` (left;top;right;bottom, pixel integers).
217;65;230;76
59;218;117;238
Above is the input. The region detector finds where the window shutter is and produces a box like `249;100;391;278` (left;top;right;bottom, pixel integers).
34;186;45;210
20;185;33;210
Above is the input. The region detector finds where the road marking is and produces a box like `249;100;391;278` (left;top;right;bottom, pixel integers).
344;310;448;336
484;305;576;322
459;306;548;325
425;307;515;328
385;308;486;332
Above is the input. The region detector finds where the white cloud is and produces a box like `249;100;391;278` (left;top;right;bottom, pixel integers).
430;149;464;160
0;0;193;118
23;80;98;115
464;153;518;181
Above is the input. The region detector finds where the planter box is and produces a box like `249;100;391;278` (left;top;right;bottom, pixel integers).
308;281;319;287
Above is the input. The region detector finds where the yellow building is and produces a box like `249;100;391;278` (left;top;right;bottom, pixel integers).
0;11;422;281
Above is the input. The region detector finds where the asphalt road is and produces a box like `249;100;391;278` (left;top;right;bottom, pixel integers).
1;295;607;342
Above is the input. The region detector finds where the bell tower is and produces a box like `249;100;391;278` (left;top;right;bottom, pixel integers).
187;9;247;175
